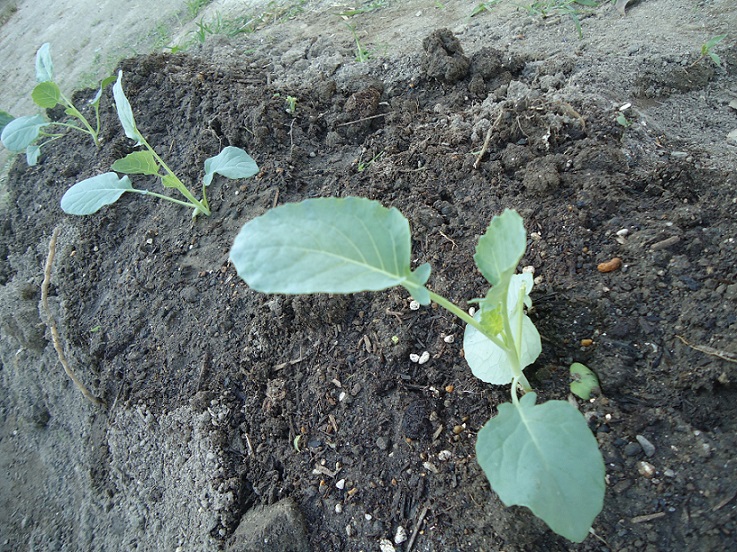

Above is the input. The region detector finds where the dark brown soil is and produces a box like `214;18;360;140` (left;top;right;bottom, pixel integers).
2;21;737;552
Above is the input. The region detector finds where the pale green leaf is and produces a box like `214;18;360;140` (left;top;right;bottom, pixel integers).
1;114;48;152
113;71;141;144
161;174;181;189
474;209;526;287
463;273;540;384
111;151;160;175
91;75;116;109
32;81;61;108
476;393;605;542
203;146;259;186
35;43;54;82
230;196;431;304
61;173;133;215
570;362;600;400
26;145;41;166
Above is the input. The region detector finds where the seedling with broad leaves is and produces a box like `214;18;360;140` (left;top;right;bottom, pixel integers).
0;43;114;166
61;71;258;218
229;197;605;542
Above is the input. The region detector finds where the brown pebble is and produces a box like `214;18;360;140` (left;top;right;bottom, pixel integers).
445;384;454;393
597;257;622;273
452;425;464;435
580;338;594;347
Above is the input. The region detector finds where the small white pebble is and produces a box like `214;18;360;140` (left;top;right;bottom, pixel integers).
443;334;455;344
336;478;346;490
438;450;452;461
533;275;544;285
616;228;629;237
394;525;408;544
468;307;476;316
338;391;347;402
423;461;439;474
637;461;656;479
619;102;632;111
379;539;396;552
409;353;420;363
530;231;542;240
418;351;430;364
522;265;535;274
335;503;343;514
409;300;420;310
365;513;372;521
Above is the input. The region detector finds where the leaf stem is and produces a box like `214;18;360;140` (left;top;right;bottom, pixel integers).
128;188;203;209
138;134;210;216
428;290;507;351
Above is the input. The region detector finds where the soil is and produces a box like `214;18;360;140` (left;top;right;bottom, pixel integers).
1;1;737;551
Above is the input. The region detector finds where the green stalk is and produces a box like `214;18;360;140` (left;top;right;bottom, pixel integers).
58;91;99;145
138;134;211;216
128;188;203;209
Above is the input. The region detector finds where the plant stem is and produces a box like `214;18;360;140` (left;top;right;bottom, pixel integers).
138;134;210;216
128;188;203;209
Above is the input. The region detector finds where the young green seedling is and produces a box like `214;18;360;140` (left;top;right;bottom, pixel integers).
229;197;605;542
0;43;114;165
692;34;727;68
61;71;258;218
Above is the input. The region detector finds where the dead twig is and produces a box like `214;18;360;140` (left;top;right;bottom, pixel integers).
473;110;504;170
337;113;385;127
676;335;737;364
42;227;105;407
406;504;430;552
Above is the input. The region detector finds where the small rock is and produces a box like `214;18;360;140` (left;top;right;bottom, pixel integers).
637;461;656;478
379;538;396;552
636;435;656;457
394;525;408;544
624;441;643;457
376;436;389;451
336;479;346;490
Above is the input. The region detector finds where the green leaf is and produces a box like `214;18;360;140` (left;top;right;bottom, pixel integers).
35;43;54;82
91;75;117;109
474;209;526;287
112;71;141;144
1;114;48;152
111;151;160;175
26;145;41;166
708;51;722;67
463;273;541;384
61;173;133;215
570;362;600;400
32;81;61;108
704;34;727;50
161;174;181;189
476;393;605;542
0;110;14;134
230;196;431;304
203;146;259;186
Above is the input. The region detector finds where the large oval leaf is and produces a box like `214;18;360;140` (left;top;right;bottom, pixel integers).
32;82;61;108
476;393;605;542
463;273;541;384
230;196;431;304
61;173;133;215
203;146;259;186
1;115;48;151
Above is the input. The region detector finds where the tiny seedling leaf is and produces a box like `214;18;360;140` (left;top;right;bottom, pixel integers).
203;146;259;186
476;393;605;542
61;173;134;215
26;145;41;166
111;151;160;175
113;71;141;144
570;362;600;400
0;111;14;134
464;273;541;384
91;75;117;108
35;43;54;82
31;81;62;109
1;114;48;152
230;196;431;304
474;209;527;288
161;174;181;189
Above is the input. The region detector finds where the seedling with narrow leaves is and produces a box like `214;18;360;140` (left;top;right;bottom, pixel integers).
229;197;605;542
0;43;114;166
61;71;258;218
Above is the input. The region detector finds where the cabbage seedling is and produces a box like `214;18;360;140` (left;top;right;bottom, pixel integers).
0;43;114;165
61;71;258;218
229;197;605;542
